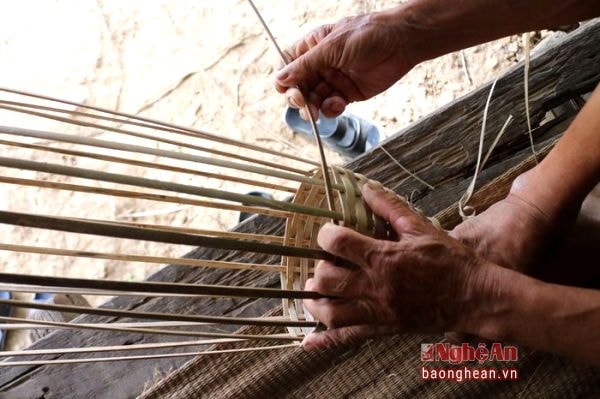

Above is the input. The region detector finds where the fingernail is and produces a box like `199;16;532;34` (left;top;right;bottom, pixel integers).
288;96;300;108
299;108;308;120
304;278;314;290
302;336;314;351
276;70;289;82
320;222;335;231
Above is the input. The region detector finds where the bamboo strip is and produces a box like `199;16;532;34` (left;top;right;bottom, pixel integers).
0;272;324;299
0;315;299;341
0;86;319;166
0;138;296;193
0;124;345;190
0;338;245;357
0;211;333;260
0;103;307;175
0;344;299;367
0;156;343;219
247;0;338;217
0;322;215;329
0;243;286;273
0;175;291;219
0;299;319;328
70;217;289;244
0;319;296;329
0;285;223;298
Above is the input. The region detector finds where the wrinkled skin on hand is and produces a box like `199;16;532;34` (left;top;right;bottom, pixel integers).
302;182;497;351
450;192;554;274
274;13;413;119
451;179;598;286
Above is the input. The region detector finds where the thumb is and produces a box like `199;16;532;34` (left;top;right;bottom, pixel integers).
275;44;330;89
362;181;433;237
302;325;373;351
317;222;380;270
303;324;396;351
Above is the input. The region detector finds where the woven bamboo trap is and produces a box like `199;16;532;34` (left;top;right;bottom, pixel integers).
0;84;394;366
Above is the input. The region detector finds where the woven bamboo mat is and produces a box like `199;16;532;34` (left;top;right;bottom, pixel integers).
140;309;600;398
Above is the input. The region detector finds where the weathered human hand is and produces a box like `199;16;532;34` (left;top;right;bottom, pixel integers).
274;12;413;119
302;182;501;351
450;171;581;275
450;193;553;274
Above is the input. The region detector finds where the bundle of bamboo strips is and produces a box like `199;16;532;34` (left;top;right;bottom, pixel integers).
0;86;385;366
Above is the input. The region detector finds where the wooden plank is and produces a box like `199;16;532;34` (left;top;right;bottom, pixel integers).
0;20;598;399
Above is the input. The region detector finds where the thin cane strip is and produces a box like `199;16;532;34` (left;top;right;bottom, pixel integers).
286;210;306;337
294;195;325;336
246;0;338;217
0;103;307;175
0;175;291;219
480;115;514;169
0;338;246;357
0;138;296;193
0;319;299;331
0;299;319;328
341;169;370;234
0;86;319;166
92;218;312;246
0;284;223;298
281;188;304;324
0;243;301;273
0;211;333;260
459;78;498;219
0;98;304;158
379;146;435;190
283;178;325;336
0;101;306;176
523;32;538;163
307;115;337;216
0;125;345;191
332;168;350;226
0;271;323;300
69;218;289;245
0;156;343;219
0;344;300;367
0;285;212;298
0;322;213;330
0;315;300;341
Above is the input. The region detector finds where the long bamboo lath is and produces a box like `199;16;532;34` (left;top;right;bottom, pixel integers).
0;2;389;366
0;80;385;365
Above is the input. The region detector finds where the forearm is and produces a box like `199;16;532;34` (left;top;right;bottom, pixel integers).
465;264;600;363
377;0;600;65
512;85;600;221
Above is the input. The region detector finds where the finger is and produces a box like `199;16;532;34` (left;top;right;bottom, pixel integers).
362;182;433;236
310;260;365;297
321;95;347;118
302;324;395;351
274;79;287;94
317;222;380;270
304;297;376;329
299;103;319;121
287;24;334;61
307;81;335;111
275;44;332;91
285;88;305;109
320;68;365;103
